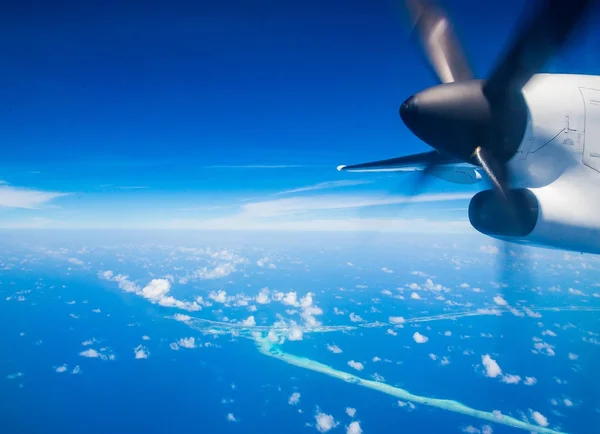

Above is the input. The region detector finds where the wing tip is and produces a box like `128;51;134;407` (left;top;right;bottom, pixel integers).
336;165;347;172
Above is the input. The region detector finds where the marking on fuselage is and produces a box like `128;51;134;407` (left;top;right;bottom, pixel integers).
529;128;564;153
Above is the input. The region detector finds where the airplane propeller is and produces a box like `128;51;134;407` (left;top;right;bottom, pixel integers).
393;0;597;280
400;0;595;218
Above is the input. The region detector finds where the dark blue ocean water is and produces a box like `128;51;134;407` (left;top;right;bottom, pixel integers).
1;231;599;434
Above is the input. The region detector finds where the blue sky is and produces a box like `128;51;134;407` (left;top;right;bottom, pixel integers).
1;0;599;229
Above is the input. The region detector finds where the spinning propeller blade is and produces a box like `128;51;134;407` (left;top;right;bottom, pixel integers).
404;0;473;84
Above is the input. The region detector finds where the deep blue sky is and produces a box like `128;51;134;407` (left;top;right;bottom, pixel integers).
0;0;598;228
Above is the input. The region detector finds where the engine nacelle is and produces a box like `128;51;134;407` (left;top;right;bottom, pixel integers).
468;189;539;238
469;180;600;254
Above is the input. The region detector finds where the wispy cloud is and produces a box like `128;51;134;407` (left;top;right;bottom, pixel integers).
0;217;55;228
0;184;69;209
99;184;149;190
273;180;371;196
0;187;472;232
240;193;473;217
202;164;308;169
157;192;473;232
164;217;470;233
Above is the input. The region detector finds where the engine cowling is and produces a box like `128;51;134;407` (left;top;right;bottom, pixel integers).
469;180;600;254
468;189;539;238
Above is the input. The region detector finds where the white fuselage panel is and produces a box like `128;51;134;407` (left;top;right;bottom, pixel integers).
581;87;600;172
500;74;600;254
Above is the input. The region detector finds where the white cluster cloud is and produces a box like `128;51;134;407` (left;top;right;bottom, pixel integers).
256;256;276;268
481;355;523;384
480;245;499;254
79;347;115;361
179;337;197;349
347;360;364;371
531;411;548;427
171;337;197;350
568;287;585;296
99;270;139;293
289;392;301;405
429;353;450;365
267;329;282;344
413;332;428;344
493;295;508;306
346;421;362;434
462;426;493;434
275;291;296;306
99;272;200;312
327;344;342;354
501;374;521;384
288;321;304;341
196;264;237;281
300;293;312;309
270;291;323;327
174;249;246;284
372;373;385;382
140;279;170;301
68;257;85;267
481;354;502;378
349;313;364;323
522;307;541;318
240;316;256;327
315;412;339;433
397;400;416;410
209;290;228;303
256;288;270;304
423;278;446;292
532;339;556;356
345;407;356;417
134;344;149;359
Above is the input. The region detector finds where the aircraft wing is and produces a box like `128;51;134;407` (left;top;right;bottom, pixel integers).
337;151;483;184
